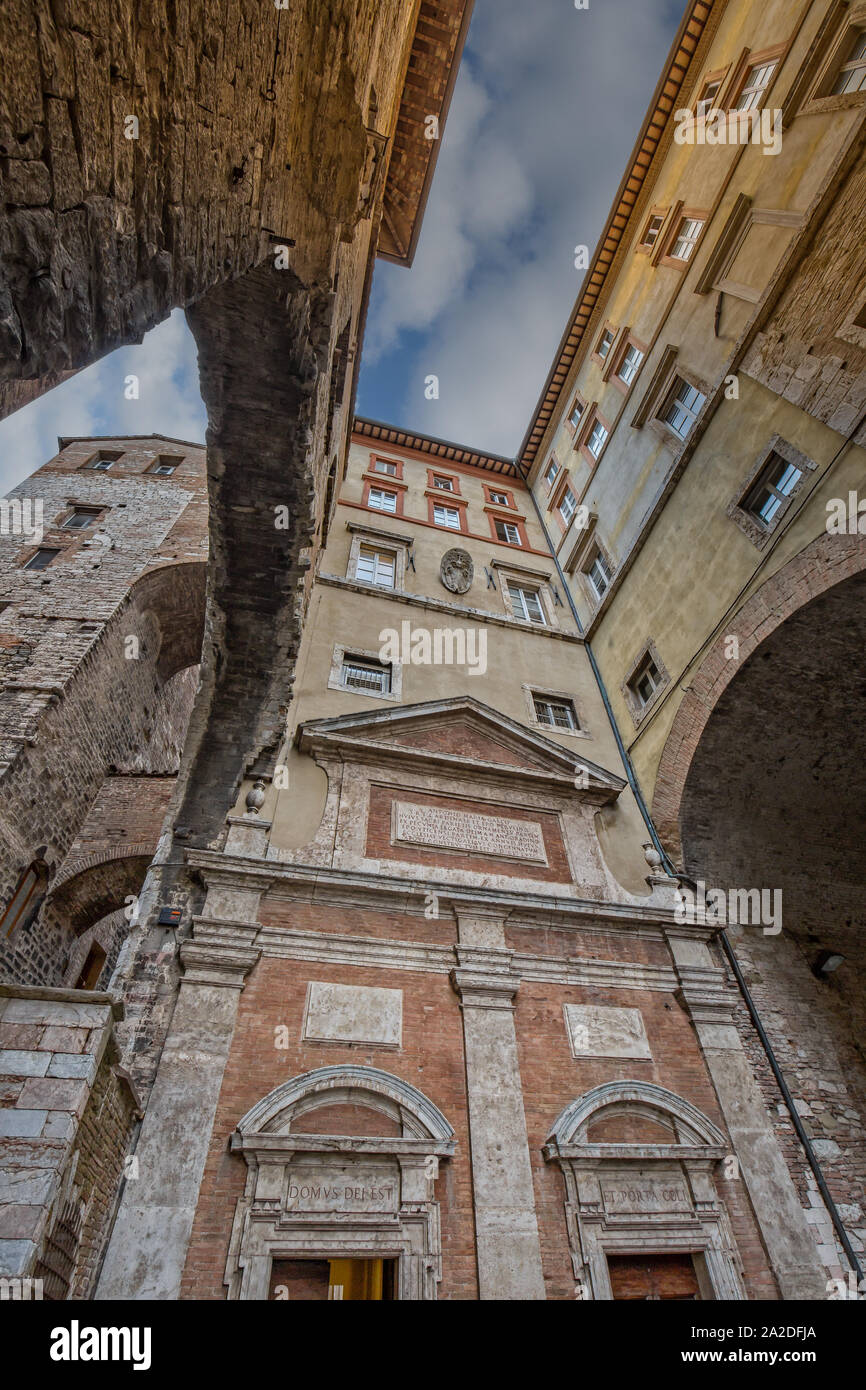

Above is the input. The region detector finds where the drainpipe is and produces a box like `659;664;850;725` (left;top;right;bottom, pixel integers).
517;460;863;1285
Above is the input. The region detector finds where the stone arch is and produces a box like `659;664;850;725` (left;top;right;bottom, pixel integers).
544;1082;743;1300
652;532;866;863
236;1065;455;1142
124;561;207;680
546;1080;726;1152
46;846;154;936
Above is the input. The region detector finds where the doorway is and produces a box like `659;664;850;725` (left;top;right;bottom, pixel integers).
607;1252;700;1300
269;1257;397;1300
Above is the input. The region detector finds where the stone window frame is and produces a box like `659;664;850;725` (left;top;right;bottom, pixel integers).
522;683;590;740
59;503;105;531
565;393;588;439
328;642;403;703
577;405;612;469
368;451;405;480
542;1081;746;1301
608;330;647;395
791;3;866;119
689;64;731;119
346;526;411;592
637;354;710;450
147;454;184;476
495;560;558;629
579;535;616;610
81;449;122;471
543;455;561;491
426;467;461;496
621;637;670;728
635;205;669;257
590;321;618;371
21;545;64;571
362;478;406;517
654;202;710;270
727;434;817;550
483;483;516;510
723;43;787;114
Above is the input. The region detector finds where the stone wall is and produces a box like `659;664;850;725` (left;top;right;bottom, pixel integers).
0;437;207;986
0;984;139;1293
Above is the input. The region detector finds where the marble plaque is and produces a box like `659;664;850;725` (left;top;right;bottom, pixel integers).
393;800;547;864
303;981;402;1047
563;1003;652;1060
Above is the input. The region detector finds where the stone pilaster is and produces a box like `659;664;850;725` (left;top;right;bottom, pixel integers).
666;929;828;1300
451;910;546;1300
96;882;262;1300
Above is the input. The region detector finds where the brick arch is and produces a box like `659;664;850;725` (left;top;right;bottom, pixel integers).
46;845;154;935
124;561;207;680
652;533;866;864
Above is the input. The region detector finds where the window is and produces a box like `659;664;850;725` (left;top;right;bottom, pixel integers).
433;504;461;530
640;212;665;250
373;459;398;476
355;545;396;588
508;582;546;624
368;487;398;513
489;490;509;506
24;548;60;571
1;861;48;938
696;78;722;117
832;30;866;93
661;377;706;439
568;401;584;432
735;59;778;110
85;453;119;471
617;343;643;386
669;216;704;262
745;452;803;527
533;694;578;731
629;653;662;709
586;419;608;460
62;507;101;530
495;519;521;545
75;943;107;990
545;459;560;488
585;549;612;601
432;475;454;491
341;655;391;694
150;461;178;476
558;487;577;526
596;328;615;361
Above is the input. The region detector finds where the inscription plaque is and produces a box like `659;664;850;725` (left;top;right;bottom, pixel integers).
393;800;547;864
600;1177;691;1214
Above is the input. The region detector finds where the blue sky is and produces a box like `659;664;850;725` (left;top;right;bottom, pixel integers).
0;0;683;492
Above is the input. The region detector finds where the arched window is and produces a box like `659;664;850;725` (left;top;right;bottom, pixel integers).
1;860;49;938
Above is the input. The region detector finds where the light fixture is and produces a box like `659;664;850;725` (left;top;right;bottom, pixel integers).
812;950;845;979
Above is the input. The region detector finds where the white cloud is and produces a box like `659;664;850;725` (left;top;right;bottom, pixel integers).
362;0;683;454
0;311;205;495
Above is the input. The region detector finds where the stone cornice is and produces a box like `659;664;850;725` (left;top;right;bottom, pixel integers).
186;849;683;933
317;573;585;644
253;925;679;993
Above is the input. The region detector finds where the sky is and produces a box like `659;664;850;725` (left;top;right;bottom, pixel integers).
0;0;684;493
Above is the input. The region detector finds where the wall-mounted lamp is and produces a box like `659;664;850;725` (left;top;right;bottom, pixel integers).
811;950;845;979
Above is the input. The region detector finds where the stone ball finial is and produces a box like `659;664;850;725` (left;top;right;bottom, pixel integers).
245;778;267;815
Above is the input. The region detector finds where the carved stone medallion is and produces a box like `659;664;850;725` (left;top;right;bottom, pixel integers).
440;547;473;594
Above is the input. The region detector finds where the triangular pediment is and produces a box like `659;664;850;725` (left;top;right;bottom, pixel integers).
296;697;625;801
